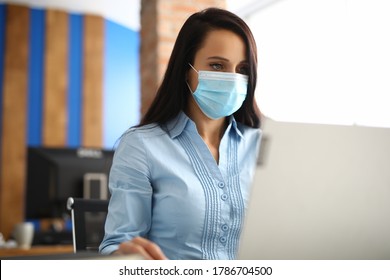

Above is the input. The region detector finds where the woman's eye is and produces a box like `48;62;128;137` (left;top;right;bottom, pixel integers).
237;66;249;75
210;63;223;71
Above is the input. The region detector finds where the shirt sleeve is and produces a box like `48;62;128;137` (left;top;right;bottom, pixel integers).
99;130;153;255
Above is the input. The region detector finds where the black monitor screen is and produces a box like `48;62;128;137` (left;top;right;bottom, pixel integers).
25;147;114;219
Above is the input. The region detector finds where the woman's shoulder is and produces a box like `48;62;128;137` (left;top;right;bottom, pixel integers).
120;113;187;141
114;124;167;157
116;124;170;152
121;123;167;140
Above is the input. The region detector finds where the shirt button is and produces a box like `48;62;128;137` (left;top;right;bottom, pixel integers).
221;224;229;231
221;194;228;201
218;182;225;188
219;236;227;243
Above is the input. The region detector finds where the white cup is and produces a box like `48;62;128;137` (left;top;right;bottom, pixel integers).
13;222;34;249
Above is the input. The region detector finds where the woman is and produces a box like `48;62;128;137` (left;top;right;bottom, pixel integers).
99;7;262;260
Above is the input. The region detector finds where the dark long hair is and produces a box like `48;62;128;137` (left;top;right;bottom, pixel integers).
139;7;261;128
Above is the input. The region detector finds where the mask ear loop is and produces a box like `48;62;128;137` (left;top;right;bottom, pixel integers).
188;63;199;73
186;82;194;94
186;63;198;94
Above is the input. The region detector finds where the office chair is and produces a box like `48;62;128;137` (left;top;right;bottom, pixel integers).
66;197;109;253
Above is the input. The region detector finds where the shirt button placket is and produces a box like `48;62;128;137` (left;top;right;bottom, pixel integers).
221;224;229;232
218;182;228;201
218;181;229;246
219;236;227;243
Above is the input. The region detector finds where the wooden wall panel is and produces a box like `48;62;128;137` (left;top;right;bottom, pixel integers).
82;15;104;147
0;5;29;239
43;10;68;146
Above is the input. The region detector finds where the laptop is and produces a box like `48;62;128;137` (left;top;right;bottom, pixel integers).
237;118;390;260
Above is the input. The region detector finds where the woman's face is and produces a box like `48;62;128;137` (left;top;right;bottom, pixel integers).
187;29;248;93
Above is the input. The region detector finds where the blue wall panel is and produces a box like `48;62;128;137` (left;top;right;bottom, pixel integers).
103;20;140;149
27;8;45;146
68;14;83;147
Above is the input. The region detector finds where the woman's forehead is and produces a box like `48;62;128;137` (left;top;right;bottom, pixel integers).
195;29;246;63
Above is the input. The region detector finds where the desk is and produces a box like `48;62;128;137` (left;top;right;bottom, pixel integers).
1;247;144;260
0;245;73;258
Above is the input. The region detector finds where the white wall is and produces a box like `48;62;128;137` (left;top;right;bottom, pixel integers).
229;0;390;128
239;119;390;259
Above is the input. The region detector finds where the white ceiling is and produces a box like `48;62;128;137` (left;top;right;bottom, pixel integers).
0;0;141;30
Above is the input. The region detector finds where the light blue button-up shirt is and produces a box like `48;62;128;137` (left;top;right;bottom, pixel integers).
99;112;261;259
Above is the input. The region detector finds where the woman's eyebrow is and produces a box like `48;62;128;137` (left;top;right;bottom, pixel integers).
207;56;229;61
207;56;248;64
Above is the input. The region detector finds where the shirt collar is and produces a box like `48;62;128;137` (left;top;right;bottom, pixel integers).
166;111;192;139
228;115;244;139
166;111;244;139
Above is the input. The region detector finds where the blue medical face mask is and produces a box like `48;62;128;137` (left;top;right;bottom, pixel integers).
187;64;248;119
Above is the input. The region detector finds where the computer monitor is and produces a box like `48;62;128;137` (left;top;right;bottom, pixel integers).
25;147;114;220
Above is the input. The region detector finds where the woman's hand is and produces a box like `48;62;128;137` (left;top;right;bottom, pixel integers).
114;236;168;260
